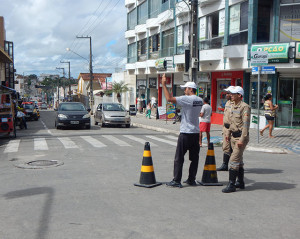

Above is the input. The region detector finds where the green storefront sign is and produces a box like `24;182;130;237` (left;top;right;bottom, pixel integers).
295;42;300;63
251;43;289;63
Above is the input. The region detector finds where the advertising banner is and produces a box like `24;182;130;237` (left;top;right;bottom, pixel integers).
251;43;289;63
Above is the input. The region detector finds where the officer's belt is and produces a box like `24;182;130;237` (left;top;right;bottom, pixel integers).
232;131;242;138
224;123;230;129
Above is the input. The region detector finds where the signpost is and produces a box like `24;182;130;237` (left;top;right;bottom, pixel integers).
251;51;268;143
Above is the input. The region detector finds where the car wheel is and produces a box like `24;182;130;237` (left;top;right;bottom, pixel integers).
102;122;106;127
126;124;130;128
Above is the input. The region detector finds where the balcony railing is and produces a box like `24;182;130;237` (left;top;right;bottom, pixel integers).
199;36;224;50
149;51;159;59
177;43;190;55
138;54;147;62
160;47;174;57
127;56;137;63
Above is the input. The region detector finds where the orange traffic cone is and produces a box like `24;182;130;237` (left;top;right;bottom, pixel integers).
134;142;162;188
198;143;223;186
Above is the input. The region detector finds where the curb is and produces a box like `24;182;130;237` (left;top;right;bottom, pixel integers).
132;123;179;135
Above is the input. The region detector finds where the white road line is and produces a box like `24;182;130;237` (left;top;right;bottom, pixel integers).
165;135;178;140
122;135;158;147
102;135;131;147
41;119;53;136
58;137;78;149
81;136;107;148
146;135;177;146
34;138;48;150
4;139;21;153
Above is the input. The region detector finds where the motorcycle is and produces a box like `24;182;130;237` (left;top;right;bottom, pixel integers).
173;108;181;124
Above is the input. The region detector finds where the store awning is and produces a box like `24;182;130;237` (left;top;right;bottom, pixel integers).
0;47;13;63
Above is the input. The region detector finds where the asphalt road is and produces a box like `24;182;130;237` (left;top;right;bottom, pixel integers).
0;110;299;239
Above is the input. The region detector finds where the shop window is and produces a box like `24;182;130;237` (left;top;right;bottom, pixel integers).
177;23;190;54
217;79;231;113
199;9;225;50
161;28;174;57
138;1;148;25
128;43;137;63
127;9;137;31
228;1;248;45
250;77;270;112
279;1;300;42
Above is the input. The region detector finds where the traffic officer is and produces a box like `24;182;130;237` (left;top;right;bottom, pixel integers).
222;86;251;193
217;86;233;171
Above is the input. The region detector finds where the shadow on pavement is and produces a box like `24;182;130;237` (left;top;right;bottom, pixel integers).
245;168;283;174
244;182;297;191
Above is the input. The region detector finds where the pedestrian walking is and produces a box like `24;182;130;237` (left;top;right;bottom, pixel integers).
146;102;151;119
161;73;203;188
260;94;278;138
217;86;233;171
222;86;251;193
199;97;212;147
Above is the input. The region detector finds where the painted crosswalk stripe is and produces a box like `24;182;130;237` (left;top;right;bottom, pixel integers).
146;135;177;146
122;135;158;147
34;138;48;150
165;135;178;140
102;135;131;147
58;137;78;149
4;139;21;153
81;136;107;148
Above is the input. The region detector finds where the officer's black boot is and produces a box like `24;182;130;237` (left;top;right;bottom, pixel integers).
217;153;230;171
222;169;238;193
235;167;245;189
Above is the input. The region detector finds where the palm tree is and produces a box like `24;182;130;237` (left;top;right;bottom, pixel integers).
107;81;130;103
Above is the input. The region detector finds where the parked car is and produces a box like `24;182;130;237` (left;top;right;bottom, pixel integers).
94;103;131;128
21;102;39;121
55;102;91;129
40;103;48;109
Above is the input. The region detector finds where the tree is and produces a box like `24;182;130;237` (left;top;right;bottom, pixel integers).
106;81;130;103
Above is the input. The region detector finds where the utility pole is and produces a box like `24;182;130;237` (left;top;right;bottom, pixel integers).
189;0;199;82
77;35;94;113
60;61;71;101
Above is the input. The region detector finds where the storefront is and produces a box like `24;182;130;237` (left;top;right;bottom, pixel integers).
210;71;244;124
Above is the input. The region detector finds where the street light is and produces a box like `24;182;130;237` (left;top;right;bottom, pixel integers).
56;67;65;104
76;35;94;114
60;60;71;101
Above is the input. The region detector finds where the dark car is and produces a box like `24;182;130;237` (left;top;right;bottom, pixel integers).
21;103;39;121
94;102;131;128
55;102;91;129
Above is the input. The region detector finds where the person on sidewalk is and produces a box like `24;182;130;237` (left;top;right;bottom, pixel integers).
161;73;203;188
217;86;233;171
146;102;151;119
222;86;250;193
260;94;278;138
199;97;212;147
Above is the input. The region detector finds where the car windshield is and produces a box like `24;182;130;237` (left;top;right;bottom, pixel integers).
59;103;86;111
23;104;34;109
103;104;125;111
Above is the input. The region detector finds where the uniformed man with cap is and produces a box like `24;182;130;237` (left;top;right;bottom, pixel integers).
217;86;234;171
222;86;250;193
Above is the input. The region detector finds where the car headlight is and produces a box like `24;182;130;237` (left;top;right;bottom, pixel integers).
58;114;68;119
82;114;90;119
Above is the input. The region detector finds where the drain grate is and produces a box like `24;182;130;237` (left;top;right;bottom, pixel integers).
28;160;59;166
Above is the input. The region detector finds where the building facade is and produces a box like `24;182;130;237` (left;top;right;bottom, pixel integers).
125;0;300;128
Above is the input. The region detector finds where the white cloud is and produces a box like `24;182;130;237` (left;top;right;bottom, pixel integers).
0;0;127;77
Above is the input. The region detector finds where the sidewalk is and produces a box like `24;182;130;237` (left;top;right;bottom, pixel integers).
131;113;300;155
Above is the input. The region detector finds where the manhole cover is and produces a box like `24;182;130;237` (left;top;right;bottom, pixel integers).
28;160;58;166
15;160;64;169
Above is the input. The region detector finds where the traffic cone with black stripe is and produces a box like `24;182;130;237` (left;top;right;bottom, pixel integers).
134;142;162;188
198;143;223;186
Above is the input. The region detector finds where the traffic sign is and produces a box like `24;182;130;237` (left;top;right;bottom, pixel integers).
261;66;275;74
251;51;268;66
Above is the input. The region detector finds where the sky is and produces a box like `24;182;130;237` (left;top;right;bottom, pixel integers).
0;0;127;79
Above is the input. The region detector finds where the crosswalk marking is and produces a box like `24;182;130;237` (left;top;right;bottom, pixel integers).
146;135;177;146
81;136;107;148
102;135;131;147
4;139;21;153
34;138;48;150
165;135;178;140
122;135;158;147
58;137;78;149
